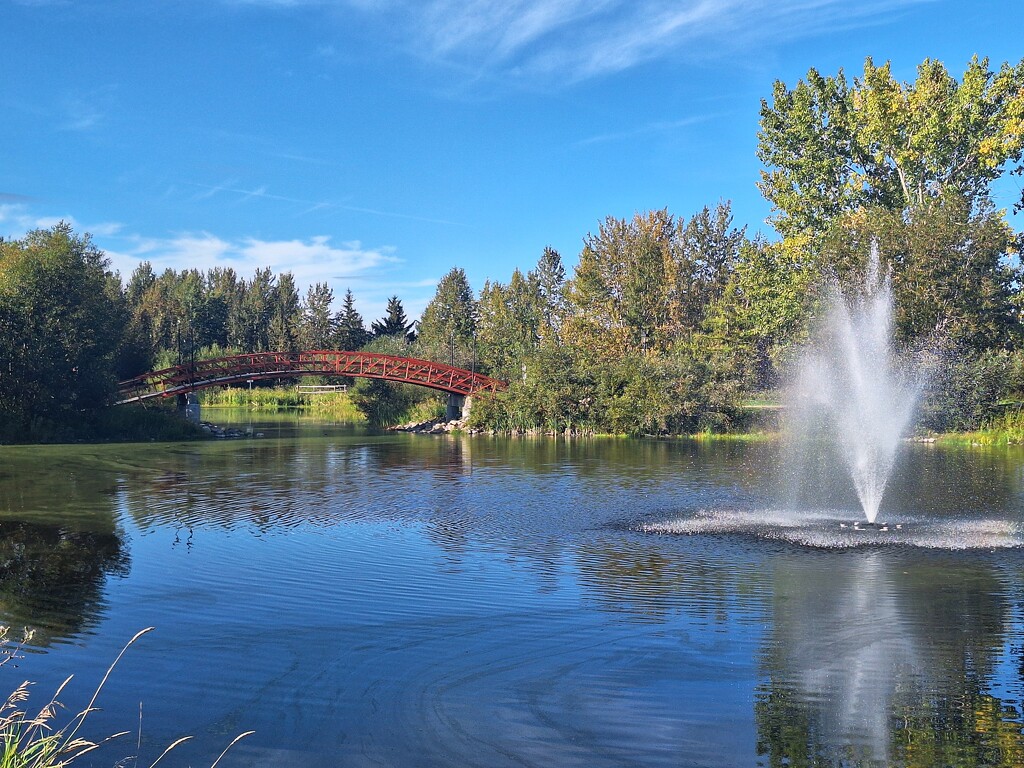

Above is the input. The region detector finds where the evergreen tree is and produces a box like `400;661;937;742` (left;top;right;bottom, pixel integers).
269;271;301;351
237;268;276;352
335;289;370;351
371;295;416;341
203;266;240;350
477;269;543;381
301;282;336;349
533;246;566;341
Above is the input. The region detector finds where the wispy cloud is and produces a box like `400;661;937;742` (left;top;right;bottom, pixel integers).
224;0;933;83
576;114;718;147
184;181;466;226
58;85;118;132
0;192;37;203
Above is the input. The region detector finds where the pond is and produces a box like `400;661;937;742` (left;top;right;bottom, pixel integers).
1;413;1023;767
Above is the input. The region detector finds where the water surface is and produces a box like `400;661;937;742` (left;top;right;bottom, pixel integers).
1;415;1023;767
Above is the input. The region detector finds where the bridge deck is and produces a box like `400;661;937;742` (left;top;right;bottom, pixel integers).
116;350;507;404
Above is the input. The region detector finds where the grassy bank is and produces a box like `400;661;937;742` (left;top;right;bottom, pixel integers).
931;407;1024;447
200;386;366;422
0;404;206;445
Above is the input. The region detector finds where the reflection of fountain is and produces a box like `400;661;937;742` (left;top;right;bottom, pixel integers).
757;552;1012;767
788;249;923;523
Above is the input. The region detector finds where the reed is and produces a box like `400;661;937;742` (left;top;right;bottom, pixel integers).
201;386;366;421
0;627;252;768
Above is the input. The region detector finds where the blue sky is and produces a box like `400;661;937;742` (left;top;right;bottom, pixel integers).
2;0;1022;322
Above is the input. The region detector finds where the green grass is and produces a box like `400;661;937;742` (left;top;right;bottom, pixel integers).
931;406;1024;447
201;386;366;421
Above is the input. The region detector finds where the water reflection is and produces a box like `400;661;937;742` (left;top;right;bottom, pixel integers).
1;428;1023;766
0;449;129;645
757;551;1022;767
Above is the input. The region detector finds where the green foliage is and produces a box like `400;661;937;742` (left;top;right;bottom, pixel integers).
562;205;746;360
704;237;818;389
918;349;1022;433
371;296;416;341
469;342;745;436
534;246;567;340
200;385;366;421
268;271;301;352
821;197;1020;350
0;225;124;438
335;289;370;351
759;56;1024;239
416;267;477;367
477;269;543;382
300;282;335;349
349;378;438;426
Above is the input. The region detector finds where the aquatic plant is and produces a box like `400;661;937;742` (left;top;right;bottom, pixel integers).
0;627;252;768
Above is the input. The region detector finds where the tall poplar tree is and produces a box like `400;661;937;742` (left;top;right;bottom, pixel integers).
417;267;477;366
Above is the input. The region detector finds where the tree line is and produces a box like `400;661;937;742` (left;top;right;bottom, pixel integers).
2;54;1023;439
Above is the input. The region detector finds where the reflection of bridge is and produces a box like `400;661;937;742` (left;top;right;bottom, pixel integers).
116;350;507;405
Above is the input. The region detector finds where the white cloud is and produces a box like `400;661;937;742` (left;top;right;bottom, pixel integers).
0;205;123;240
103;231;405;317
225;0;934;83
0;199;423;320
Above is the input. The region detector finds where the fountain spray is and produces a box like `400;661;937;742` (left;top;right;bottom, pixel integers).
790;246;923;524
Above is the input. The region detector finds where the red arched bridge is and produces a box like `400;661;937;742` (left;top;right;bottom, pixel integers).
116;350;508;404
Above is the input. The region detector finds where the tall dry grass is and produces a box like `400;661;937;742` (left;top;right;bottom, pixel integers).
0;627;252;768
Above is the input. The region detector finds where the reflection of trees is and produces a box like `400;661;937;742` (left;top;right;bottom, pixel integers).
756;552;1022;767
574;537;756;623
0;520;128;646
0;449;130;646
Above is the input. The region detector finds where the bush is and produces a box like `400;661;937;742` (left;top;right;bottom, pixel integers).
917;349;1018;433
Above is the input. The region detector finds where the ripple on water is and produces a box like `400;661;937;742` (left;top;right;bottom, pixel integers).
640;508;1024;550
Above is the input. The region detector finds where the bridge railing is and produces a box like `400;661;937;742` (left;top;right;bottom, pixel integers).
116;350;507;404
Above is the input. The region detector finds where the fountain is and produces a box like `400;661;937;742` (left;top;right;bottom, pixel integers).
642;246;1024;549
787;246;923;524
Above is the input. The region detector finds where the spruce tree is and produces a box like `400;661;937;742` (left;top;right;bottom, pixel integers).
371;295;416;341
335;289;370;351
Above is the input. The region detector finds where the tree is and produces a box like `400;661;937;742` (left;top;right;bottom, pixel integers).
417;267;477;366
534;246;566;341
0;224;124;434
758;56;1024;239
674;202;747;331
236;268;276;352
335;289;370;351
371;295;416;341
301;282;335;349
821;196;1020;351
269;271;301;351
562;210;677;358
476;269;543;381
704;236;818;389
206;266;242;350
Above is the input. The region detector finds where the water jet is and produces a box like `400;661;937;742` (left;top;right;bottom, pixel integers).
787;247;924;524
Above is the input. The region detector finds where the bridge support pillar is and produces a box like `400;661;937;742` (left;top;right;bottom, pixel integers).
446;394;471;421
177;393;201;423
